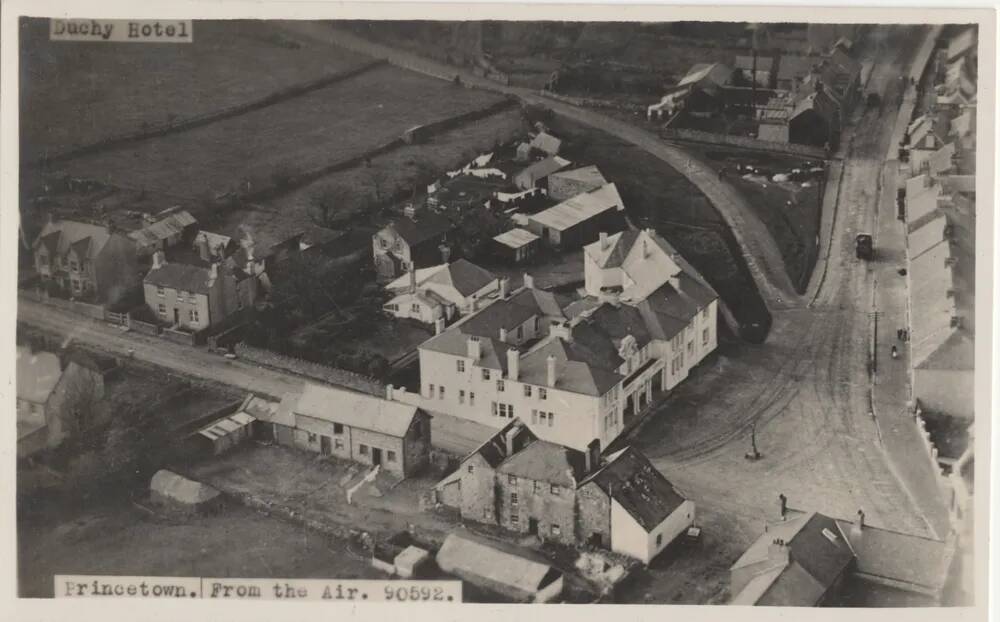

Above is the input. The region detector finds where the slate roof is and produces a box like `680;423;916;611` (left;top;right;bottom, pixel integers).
16;347;62;405
548;165;608;189
927;142;957;175
585;230;639;269
292;383;424;438
833;519;954;593
144;262;215;295
32;220;113;259
386;260;497;298
579;447;687;531
678;62;732;89
239;393;293;427
498;438;587;487
731;511;856;606
467;419;538;469
529;183;624;232
518;338;622;397
387;212;456;248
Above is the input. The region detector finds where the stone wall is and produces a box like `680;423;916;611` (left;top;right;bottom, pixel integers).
234;342;384;396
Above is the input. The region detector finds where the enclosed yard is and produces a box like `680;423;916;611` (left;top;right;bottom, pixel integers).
54;64;508;202
19;18;370;162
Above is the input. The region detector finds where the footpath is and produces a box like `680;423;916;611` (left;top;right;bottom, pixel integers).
870;25;951;540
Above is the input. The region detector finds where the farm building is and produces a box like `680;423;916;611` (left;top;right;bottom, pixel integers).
149;470;223;514
284;384;432;478
128;208;198;257
436;531;564;603
383;259;499;324
529;131;562;156
492;228;541;264
243;393;296;446
434;419;694;563
526;183;626;249
372;532;432;579
373;208;458;281
193;231;239;262
513;155;571;191
670;62;733;115
546;165;608;202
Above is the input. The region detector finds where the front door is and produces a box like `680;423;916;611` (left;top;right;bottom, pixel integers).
173;308;180;325
371;448;382;466
528;518;539;535
320;435;332;456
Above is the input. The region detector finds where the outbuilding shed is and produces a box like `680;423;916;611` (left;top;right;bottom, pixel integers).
149;470;222;513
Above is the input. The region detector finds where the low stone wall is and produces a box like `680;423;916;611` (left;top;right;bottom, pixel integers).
162;326;200;346
234;342;384;396
128;316;162;336
661;127;828;159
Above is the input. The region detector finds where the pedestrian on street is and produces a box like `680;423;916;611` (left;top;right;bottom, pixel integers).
891;345;899;360
897;328;904;341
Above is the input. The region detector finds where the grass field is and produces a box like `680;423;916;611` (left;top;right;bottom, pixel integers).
545;114;772;339
20;18;370;162
55;65;507;202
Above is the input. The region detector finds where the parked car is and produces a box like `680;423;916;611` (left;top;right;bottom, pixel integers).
856;234;874;260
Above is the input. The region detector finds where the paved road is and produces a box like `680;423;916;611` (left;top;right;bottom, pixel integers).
278;22;798;309
17;297;488;456
629;25;948;540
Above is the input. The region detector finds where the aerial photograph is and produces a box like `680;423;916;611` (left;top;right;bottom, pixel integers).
14;15;978;606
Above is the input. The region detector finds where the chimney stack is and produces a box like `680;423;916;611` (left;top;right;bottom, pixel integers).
499;327;508;343
507;348;519;381
585;439;601;474
409;267;418;294
385;384;394;401
208;262;219;281
599;231;609;250
152;250;166;270
467;336;481;360
768;538;790;564
546;354;558;387
778;493;787;520
504;425;519;457
196;233;211;261
439;244;451;264
499;277;510;300
434;317;446;335
853;509;865;536
523;273;534;290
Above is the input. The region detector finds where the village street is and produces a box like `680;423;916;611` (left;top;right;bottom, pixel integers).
629;24;950;542
16;297;493;456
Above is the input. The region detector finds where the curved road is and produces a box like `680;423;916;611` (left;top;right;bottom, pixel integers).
278;22;798;309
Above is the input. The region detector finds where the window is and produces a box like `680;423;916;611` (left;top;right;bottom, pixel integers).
703;328;710;345
189;309;199;323
508;475;517;485
307;432;318;443
687;341;694;356
359;444;369;455
551;524;561;536
459;390;465;404
157;303;166;316
531;409;537;424
439;386;445;399
156;286;165;297
387;451;397;462
516;326;523;340
495;403;514;418
71;279;81;292
510;492;518;504
411;303;420;313
656;534;663;546
524;385;532;397
496;380;505;392
333;423;344;434
533;481;541;493
469;392;475;406
69;260;78;272
510;514;519;525
334;438;344;449
535;411;554;427
468;465;475;474
457;360;465;372
429;383;435;397
539;388;547;400
379;238;388;249
482;369;491;381
550;485;560;495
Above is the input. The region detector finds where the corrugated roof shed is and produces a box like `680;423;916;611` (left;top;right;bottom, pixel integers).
529;183;624;232
436;531;562;598
129;210;196;247
493;228;540;249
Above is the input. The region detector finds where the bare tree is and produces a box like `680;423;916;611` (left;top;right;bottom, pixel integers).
308;184;353;228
